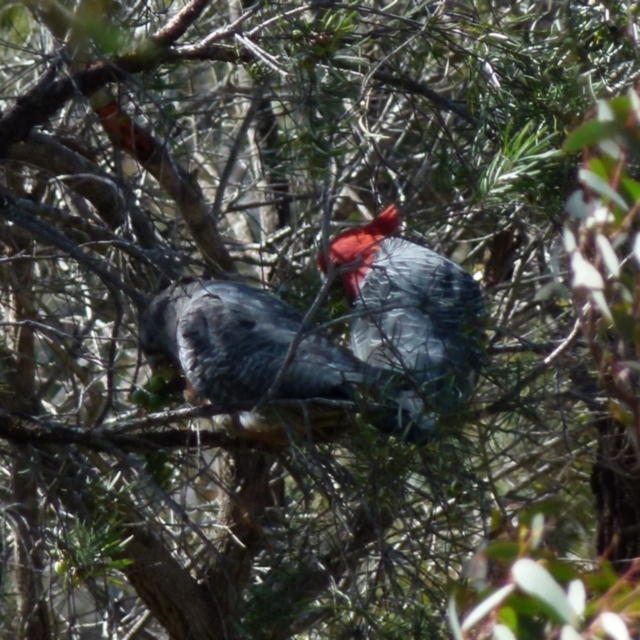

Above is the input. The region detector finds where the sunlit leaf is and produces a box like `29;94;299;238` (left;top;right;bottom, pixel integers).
567;580;586;617
493;623;517;640
571;253;604;290
633;235;640;265
511;558;572;623
448;597;464;640
530;513;545;549
565;190;591;219
578;169;628;212
561;624;584;640
597;100;615;122
461;585;516;631
596;235;620;278
629;89;640;125
590;290;613;322
599;138;623;160
600;612;631;640
564;227;577;252
563;120;616;153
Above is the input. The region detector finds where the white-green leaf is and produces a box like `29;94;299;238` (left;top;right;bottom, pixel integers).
600;612;631;640
493;624;517;640
561;624;583;640
629;89;640;123
461;584;516;631
571;253;604;290
578;169;628;212
448;597;464;640
633;235;640;265
511;558;572;623
564;227;577;253
596;235;620;278
565;190;590;219
530;513;545;549
587;203;614;227
567;580;586;617
598;138;623;160
597;100;615;122
590;290;613;322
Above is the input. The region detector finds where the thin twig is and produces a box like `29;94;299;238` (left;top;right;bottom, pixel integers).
153;0;214;45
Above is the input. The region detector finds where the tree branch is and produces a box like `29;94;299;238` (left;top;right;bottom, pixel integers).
0;192;147;307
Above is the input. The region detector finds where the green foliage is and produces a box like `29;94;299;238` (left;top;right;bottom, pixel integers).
450;86;640;640
131;366;183;411
564;89;640;428
54;519;133;589
0;4;32;43
477;122;561;203
3;0;640;637
142;449;174;489
450;513;640;640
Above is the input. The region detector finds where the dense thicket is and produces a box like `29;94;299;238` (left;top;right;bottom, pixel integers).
1;1;639;638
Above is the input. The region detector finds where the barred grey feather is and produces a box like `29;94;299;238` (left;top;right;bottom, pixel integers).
319;213;486;444
139;281;422;440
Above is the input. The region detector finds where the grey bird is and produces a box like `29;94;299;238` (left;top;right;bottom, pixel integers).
139;280;420;443
318;204;486;441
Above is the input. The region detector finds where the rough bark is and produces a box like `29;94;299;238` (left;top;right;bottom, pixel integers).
123;531;224;640
592;415;640;571
10;454;52;640
2;230;51;640
201;450;273;639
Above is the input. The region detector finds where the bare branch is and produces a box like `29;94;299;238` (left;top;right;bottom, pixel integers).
0;192;147;307
152;0;214;45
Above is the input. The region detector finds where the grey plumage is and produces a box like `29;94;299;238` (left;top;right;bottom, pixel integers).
351;236;485;411
320;214;486;443
139;281;414;439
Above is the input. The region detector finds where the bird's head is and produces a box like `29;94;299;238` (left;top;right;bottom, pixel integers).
139;288;181;369
317;204;401;302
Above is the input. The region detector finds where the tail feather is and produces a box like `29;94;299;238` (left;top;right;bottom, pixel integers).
355;367;439;443
377;393;436;444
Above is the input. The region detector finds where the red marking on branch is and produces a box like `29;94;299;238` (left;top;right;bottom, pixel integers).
95;101;158;164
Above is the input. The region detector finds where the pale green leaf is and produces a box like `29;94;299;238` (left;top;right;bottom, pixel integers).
461;584;516;631
579;169;628;212
633;235;640;265
564;228;577;253
597;100;615;122
493;624;517;640
590;290;613;322
596;235;620;277
571;253;604;290
511;558;572;623
567;580;586;618
600;612;631;640
448;597;464;640
565;190;591;219
561;624;583;640
530;513;545;549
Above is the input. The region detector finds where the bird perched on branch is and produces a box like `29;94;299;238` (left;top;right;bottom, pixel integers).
138;280;423;444
317;204;485;440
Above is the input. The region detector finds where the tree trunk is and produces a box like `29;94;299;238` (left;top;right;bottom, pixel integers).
592;415;640;572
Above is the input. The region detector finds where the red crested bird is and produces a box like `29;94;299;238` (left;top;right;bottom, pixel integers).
138;280;422;443
317;204;485;442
